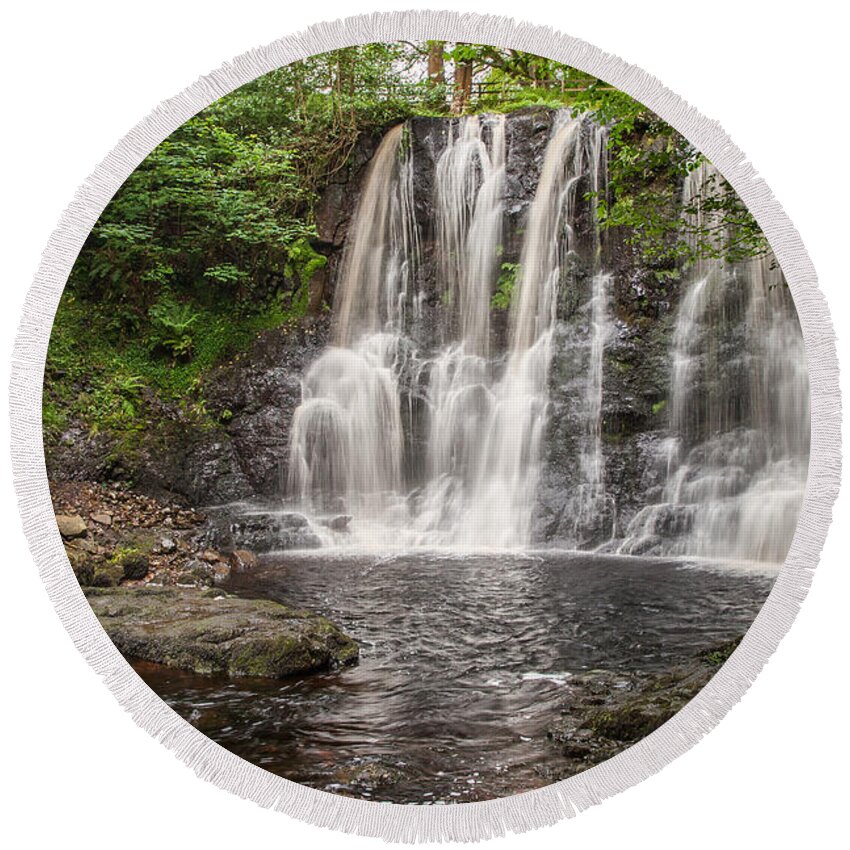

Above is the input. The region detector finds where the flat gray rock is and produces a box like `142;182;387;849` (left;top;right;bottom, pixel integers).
85;586;358;678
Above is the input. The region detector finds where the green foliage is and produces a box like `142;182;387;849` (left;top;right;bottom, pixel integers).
569;86;768;271
149;296;199;360
109;545;142;565
285;237;327;286
42;401;68;439
203;263;247;287
88;373;146;434
70;115;313;315
45;41;772;449
491;262;521;310
43;288;304;445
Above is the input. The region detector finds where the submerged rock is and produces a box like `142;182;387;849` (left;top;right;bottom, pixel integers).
85;587;359;678
333;759;408;794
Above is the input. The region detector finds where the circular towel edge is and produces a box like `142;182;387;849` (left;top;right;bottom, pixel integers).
8;9;842;843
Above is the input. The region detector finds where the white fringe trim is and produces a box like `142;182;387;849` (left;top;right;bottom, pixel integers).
8;10;841;843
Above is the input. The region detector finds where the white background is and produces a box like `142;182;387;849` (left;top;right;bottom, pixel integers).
1;2;847;847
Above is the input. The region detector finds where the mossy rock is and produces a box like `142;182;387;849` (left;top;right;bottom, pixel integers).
584;701;673;741
110;548;150;581
65;546;96;586
84;586;359;678
91;562;125;588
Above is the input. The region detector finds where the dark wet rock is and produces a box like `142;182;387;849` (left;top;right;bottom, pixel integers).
320;514;352;532
85;587;359;678
91;562;124;588
56;514;87;539
315;128;385;248
546;637;743;776
185;320;332;504
503;107;558;258
114;550;150;581
206;511;321;553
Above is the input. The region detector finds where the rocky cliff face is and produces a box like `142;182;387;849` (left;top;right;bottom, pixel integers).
535;214;680;546
45;320;330;506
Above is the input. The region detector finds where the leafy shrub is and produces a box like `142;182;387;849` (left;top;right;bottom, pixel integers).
491;263;520;310
149;297;199;360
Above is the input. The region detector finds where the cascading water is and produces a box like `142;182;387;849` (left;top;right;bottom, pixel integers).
434;114;506;356
285;114;805;562
427;115;589;547
287;125;415;521
619;162;810;562
287;112;610;549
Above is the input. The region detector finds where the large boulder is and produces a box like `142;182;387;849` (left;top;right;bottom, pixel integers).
85;587;359;678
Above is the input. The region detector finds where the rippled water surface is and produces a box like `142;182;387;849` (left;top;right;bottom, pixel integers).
134;551;774;802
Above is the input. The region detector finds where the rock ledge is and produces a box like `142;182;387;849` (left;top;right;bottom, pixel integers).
86;586;358;678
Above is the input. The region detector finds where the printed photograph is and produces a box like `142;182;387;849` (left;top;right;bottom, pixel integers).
44;41;809;803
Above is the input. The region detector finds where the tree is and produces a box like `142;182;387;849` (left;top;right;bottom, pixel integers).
426;41;445;86
451;43;474;114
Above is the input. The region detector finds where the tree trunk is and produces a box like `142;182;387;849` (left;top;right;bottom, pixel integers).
451;52;473;115
427;41;445;85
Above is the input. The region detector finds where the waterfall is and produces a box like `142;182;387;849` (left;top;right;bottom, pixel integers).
435;115;506;356
574;272;613;537
287;126;414;519
286;112;609;549
619;162;810;562
530;120;614;545
332;124;418;345
285;114;804;561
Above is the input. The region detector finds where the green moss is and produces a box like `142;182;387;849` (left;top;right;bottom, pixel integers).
585;702;672;742
109;545;149;580
700;636;742;666
91;562;124;588
65;546;96;586
43;289;304;448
